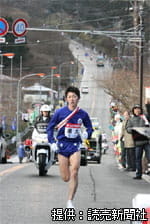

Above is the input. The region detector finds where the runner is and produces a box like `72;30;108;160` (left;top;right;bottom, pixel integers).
47;86;93;208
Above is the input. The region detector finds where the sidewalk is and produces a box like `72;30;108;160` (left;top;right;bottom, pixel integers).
117;159;150;184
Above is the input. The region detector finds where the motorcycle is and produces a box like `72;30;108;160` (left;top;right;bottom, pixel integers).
32;122;54;176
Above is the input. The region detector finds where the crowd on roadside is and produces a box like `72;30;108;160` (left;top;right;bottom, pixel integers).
109;101;150;180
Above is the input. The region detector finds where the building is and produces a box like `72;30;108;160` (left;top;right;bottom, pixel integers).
22;83;57;103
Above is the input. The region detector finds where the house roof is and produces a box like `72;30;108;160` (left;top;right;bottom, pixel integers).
0;74;17;81
22;83;57;93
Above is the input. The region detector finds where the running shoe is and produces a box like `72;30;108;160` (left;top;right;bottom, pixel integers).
66;200;75;208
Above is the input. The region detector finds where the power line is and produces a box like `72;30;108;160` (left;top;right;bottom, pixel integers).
27;27;142;41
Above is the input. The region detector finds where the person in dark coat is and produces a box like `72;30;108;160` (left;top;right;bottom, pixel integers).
126;104;150;179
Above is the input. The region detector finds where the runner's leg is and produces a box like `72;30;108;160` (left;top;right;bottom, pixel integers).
58;154;70;182
68;151;81;200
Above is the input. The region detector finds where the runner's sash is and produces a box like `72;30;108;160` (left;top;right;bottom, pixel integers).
56;107;80;130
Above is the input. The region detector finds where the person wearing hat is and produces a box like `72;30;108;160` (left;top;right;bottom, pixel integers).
126;104;150;179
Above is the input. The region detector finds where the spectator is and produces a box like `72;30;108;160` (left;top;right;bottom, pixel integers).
17;142;25;163
126;104;150;179
120;111;136;171
112;113;123;162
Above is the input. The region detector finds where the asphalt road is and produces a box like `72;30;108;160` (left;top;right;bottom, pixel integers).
0;40;150;224
69;40;112;133
1;151;150;224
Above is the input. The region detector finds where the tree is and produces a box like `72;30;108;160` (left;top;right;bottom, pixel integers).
99;70;140;111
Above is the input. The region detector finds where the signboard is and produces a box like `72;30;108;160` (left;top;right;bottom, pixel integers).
0;37;6;43
132;127;150;139
0;18;9;36
15;37;26;44
12;18;28;37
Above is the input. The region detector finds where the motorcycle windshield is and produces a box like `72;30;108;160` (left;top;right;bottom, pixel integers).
36;123;48;134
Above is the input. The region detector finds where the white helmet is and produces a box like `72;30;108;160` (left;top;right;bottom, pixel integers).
40;104;51;112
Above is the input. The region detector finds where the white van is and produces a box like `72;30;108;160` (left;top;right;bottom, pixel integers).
81;86;89;94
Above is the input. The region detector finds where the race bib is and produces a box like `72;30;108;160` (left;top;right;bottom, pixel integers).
65;123;81;138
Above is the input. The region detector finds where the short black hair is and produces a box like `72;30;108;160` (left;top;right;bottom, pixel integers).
132;104;143;115
65;86;80;99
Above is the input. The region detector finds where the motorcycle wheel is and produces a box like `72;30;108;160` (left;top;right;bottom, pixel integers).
39;154;46;176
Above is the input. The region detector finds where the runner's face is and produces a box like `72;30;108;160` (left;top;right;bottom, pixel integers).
66;92;79;108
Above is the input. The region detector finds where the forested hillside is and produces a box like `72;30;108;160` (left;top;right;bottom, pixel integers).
0;0;149;80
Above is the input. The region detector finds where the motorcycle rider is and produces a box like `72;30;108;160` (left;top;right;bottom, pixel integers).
32;104;55;167
35;104;51;125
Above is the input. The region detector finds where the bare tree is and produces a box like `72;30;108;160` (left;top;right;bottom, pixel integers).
99;69;148;112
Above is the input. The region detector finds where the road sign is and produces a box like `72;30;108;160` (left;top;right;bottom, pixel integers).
0;18;9;36
12;18;28;37
15;37;26;44
0;37;6;43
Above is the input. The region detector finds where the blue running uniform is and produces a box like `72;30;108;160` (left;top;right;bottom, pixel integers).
47;106;93;157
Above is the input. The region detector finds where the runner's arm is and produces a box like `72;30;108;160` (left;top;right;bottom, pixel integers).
47;111;59;143
83;113;93;139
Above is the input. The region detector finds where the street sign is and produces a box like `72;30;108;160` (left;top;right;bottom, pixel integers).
0;18;9;36
0;37;6;43
15;37;26;44
12;18;28;37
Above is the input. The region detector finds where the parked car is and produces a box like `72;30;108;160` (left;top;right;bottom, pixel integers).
0;135;7;163
85;128;102;164
86;137;102;164
96;55;104;67
80;143;88;166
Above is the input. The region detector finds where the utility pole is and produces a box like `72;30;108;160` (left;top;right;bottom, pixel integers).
129;0;145;106
133;0;139;74
138;4;144;108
